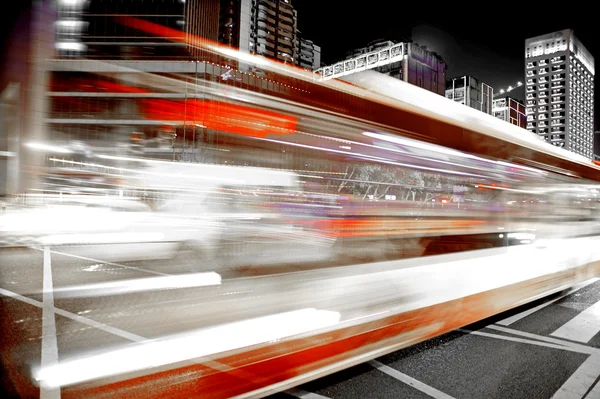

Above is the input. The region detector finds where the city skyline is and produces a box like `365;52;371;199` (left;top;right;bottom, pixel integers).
292;2;597;127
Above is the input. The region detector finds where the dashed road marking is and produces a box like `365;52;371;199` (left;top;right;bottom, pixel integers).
368;360;456;399
584;378;600;398
40;247;60;399
286;388;331;399
552;299;600;343
488;325;600;355
0;287;145;343
457;329;590;354
497;278;600;326
552;354;600;399
33;247;168;276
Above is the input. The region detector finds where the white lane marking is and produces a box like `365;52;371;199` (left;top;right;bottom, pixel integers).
584;379;600;398
0;287;251;384
32;247;168;276
369;360;456;399
498;278;600;326
489;325;600;355
40;247;60;399
551;299;600;343
552;354;600;399
0;287;145;343
286;388;331;399
457;329;589;354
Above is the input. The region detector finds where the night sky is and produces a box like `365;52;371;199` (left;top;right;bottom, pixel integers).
293;2;598;128
1;2;598;128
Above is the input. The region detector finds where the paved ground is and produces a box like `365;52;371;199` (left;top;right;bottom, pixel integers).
274;279;600;399
2;246;600;399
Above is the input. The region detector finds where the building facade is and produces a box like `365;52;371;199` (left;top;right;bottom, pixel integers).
246;0;297;64
296;31;321;70
492;97;526;128
445;76;493;114
217;0;319;68
317;40;447;96
524;29;594;158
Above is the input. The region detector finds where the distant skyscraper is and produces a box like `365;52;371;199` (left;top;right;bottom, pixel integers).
445;76;493;114
317;40;447;96
492;97;526;128
524;29;594;158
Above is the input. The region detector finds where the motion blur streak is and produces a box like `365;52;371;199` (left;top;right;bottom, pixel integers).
35;308;341;388
3;10;600;399
53;272;222;298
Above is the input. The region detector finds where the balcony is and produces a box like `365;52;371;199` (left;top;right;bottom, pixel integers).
277;21;293;32
279;14;294;25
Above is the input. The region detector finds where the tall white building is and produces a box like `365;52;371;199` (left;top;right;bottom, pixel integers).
525;29;594;158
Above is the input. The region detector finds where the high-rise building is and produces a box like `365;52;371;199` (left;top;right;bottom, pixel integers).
524;29;594;158
492;97;526;128
317;40;447;96
594;131;600;161
216;0;319;68
243;0;297;64
445;76;493;114
296;31;321;70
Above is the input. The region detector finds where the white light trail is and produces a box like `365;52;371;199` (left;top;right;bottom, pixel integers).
35;308;341;388
26;142;72;154
53;272;222;298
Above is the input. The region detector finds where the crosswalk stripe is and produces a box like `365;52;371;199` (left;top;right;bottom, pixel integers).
551;300;600;343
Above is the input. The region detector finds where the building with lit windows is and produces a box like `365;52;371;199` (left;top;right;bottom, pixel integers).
525;29;594;158
316;40;447;96
492;97;526;128
445;76;493;114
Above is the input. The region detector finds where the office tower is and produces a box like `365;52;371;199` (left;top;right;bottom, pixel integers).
492;97;527;128
317;40;447;96
445;76;493;114
525;29;594;158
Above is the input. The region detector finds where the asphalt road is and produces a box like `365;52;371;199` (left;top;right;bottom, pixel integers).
2;246;600;399
272;279;600;399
